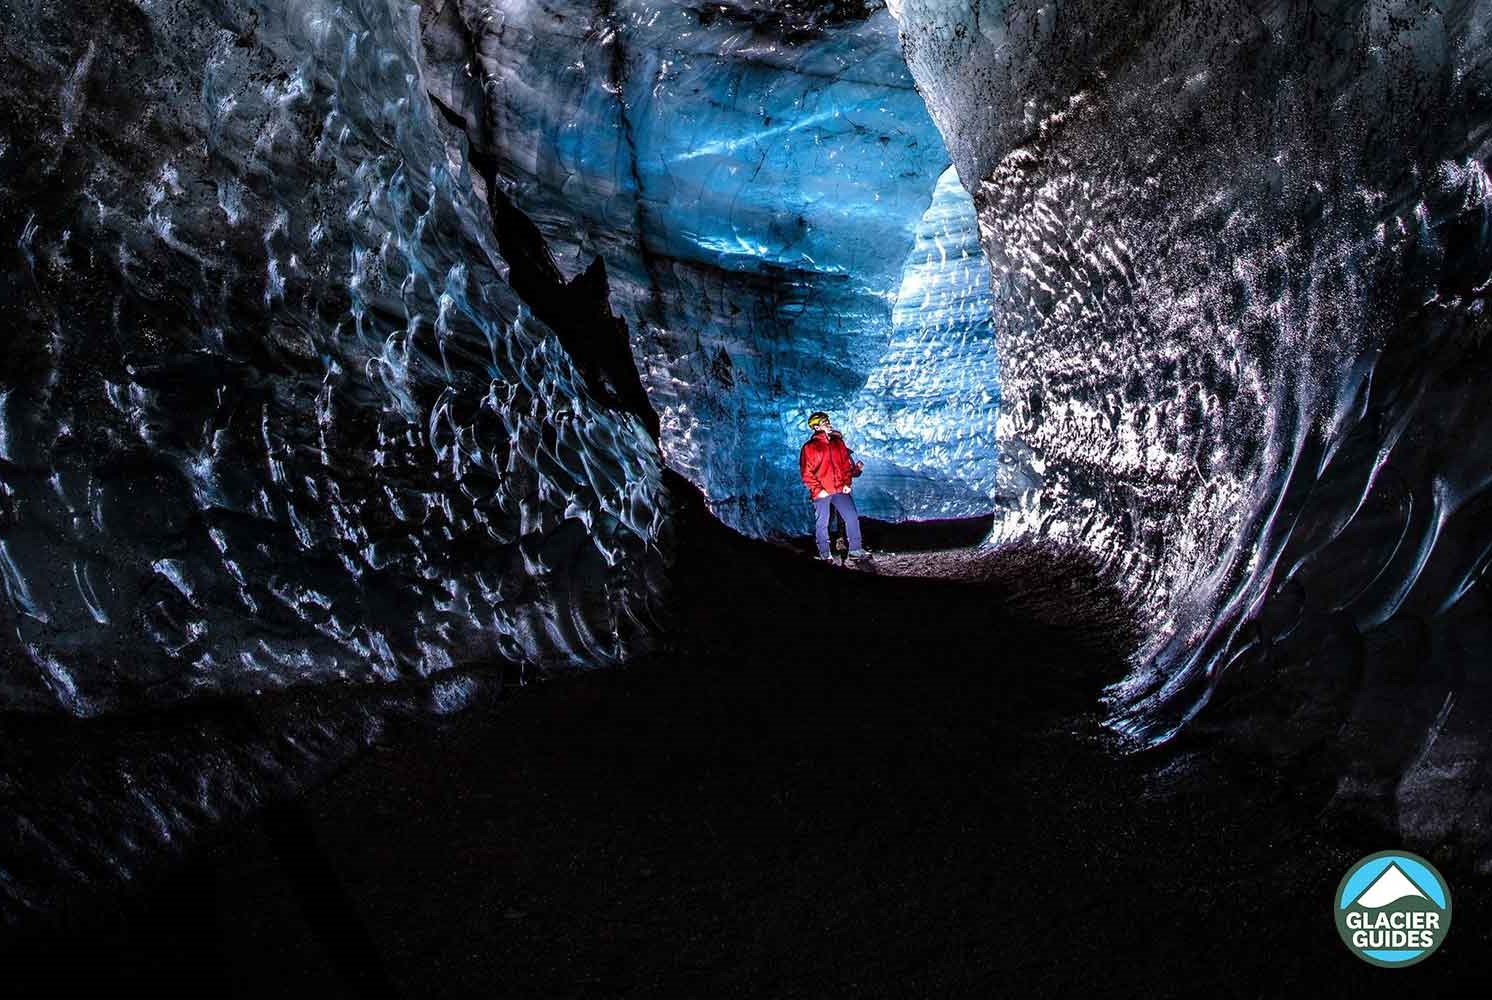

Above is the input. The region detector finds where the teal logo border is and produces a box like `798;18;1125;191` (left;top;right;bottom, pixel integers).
1333;850;1452;969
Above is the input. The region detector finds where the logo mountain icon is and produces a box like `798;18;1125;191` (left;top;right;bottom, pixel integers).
1335;851;1452;967
1354;863;1432;908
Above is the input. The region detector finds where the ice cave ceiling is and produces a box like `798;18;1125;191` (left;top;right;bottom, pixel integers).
4;0;1492;857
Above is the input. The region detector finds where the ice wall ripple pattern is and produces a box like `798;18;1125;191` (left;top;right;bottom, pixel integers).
0;0;668;714
891;0;1492;845
840;164;1004;521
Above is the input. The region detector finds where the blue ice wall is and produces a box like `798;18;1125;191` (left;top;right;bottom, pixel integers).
840;165;1004;521
457;0;984;535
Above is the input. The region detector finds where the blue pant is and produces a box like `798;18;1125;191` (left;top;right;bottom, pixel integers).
813;492;862;558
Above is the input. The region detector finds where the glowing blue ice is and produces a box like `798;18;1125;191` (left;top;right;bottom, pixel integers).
838;164;1002;520
471;0;970;534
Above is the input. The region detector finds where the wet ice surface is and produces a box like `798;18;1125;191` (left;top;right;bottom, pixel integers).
447;0;1002;534
0;0;668;716
5;0;1492;920
890;0;1492;854
840;165;1008;521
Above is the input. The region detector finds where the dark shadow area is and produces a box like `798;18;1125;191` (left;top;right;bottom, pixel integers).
4;473;1488;997
777;511;997;558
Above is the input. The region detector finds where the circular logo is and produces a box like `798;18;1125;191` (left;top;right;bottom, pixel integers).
1334;851;1452;967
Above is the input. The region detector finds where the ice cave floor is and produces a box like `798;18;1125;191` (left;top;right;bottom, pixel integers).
6;475;1490;997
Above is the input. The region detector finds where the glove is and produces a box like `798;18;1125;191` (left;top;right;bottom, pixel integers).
840;486;851;494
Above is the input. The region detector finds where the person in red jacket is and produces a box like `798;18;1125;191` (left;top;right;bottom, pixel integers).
799;411;866;560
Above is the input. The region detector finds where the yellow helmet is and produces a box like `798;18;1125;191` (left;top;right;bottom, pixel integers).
807;411;830;430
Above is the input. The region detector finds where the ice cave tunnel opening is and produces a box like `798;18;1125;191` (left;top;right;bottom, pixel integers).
460;0;1012;539
6;0;1492;911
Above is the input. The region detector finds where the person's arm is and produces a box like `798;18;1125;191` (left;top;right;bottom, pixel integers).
839;441;861;492
800;444;828;498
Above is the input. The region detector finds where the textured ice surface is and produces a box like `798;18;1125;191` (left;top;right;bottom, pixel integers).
8;0;1492;873
444;0;999;534
891;0;1492;850
839;165;1005;520
0;0;668;714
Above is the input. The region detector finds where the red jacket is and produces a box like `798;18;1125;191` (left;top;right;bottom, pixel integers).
799;431;862;498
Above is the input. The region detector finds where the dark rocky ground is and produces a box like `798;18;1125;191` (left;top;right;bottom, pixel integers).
4;476;1488;997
